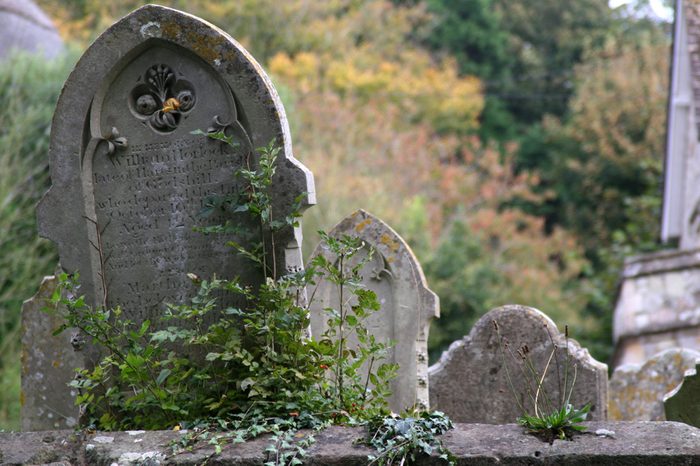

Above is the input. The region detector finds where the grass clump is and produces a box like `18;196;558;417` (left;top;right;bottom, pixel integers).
493;320;590;443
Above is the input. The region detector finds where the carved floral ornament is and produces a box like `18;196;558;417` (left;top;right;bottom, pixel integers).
130;64;196;132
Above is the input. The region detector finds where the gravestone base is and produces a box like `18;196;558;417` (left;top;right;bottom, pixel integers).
613;248;700;368
2;423;698;465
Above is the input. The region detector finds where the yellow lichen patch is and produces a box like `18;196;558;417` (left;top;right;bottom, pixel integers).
52;360;61;368
186;30;226;64
160;21;181;41
355;218;372;233
380;233;399;252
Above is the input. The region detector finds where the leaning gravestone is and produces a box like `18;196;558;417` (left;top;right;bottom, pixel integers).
23;5;315;430
0;0;64;60
308;210;439;413
429;305;608;423
609;348;700;421
664;362;700;428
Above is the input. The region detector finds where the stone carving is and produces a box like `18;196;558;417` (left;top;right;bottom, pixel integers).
20;276;82;431
429;305;608;423
609;348;700;421
24;4;315;430
308;210;439;413
130;64;196;133
664;362;700;428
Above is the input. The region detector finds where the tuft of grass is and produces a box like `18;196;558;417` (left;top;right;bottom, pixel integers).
493;320;590;443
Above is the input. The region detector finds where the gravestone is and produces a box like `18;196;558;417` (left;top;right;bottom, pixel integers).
20;275;82;431
308;210;439;412
0;0;64;60
609;348;700;421
664;362;700;428
23;4;315;430
429;305;608;423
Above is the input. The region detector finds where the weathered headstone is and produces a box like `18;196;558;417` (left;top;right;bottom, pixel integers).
429;305;608;423
664;362;700;428
0;0;64;60
609;348;700;421
23;5;315;430
20;275;82;431
308;210;439;412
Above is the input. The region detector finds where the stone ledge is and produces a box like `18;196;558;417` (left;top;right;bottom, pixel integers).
2;422;699;465
622;247;700;278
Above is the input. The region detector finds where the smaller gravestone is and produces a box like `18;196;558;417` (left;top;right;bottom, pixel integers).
0;0;64;59
20;275;82;431
429;305;608;423
609;348;700;421
664;362;700;428
308;210;439;413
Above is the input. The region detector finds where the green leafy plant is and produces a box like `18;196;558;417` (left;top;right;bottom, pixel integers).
47;131;454;464
363;410;456;466
493;320;590;443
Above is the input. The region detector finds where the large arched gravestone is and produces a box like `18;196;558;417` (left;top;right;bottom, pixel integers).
24;5;315;430
308;210;439;412
37;4;315;314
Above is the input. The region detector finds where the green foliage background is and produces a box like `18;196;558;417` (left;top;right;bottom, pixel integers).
0;0;672;429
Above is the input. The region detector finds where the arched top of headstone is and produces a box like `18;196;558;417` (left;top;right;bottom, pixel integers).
311;209;438;321
37;4;315;310
429;304;608;423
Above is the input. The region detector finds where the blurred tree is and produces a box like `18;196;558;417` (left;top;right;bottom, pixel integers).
425;0;515;140
492;0;615;125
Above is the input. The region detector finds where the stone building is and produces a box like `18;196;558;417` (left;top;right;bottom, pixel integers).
612;0;700;367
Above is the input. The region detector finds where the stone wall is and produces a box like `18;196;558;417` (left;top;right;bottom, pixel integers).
613;248;700;367
2;422;698;465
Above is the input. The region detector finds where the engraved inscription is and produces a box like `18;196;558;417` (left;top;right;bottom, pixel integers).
92;135;249;319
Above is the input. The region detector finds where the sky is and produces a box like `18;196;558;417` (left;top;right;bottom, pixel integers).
609;0;674;21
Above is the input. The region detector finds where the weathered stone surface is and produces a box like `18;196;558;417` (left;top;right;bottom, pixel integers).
20;275;82;431
612;248;700;367
429;305;608;423
28;4;315;430
309;210;439;413
609;348;700;421
665;362;700;428
2;422;699;465
0;0;64;59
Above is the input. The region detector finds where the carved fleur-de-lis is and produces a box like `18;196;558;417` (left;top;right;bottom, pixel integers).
131;64;196;133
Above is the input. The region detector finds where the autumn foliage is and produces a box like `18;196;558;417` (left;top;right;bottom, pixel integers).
28;0;669;365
